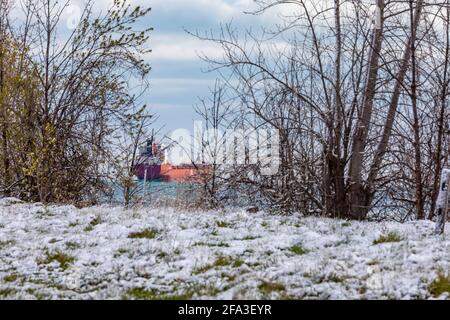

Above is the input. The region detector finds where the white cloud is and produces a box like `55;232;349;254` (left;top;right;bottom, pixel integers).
149;77;215;94
148;34;224;62
145;0;254;20
89;0;304;23
89;0;255;20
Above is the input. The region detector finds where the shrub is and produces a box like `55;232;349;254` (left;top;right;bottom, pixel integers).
373;232;401;245
39;251;75;270
289;245;308;255
259;281;286;295
128;228;158;239
429;274;450;298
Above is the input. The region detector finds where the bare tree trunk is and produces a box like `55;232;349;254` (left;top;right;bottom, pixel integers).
409;0;425;220
40;0;52;202
331;0;347;217
430;2;450;220
348;0;385;219
431;98;448;219
366;0;425;198
348;0;425;219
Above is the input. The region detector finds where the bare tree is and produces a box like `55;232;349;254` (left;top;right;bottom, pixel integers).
191;0;450;224
108;108;156;207
193;80;234;208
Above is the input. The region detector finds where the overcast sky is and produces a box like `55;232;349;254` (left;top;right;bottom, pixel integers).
137;0;295;134
10;0;376;136
145;0;255;134
11;0;298;134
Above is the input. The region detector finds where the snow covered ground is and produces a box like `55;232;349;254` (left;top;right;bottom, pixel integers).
0;197;449;300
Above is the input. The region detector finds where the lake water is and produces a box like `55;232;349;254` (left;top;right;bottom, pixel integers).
107;180;265;209
106;181;195;206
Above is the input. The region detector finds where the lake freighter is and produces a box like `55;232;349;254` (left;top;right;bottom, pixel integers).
134;139;209;182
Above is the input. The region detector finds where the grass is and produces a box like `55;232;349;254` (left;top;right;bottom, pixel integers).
40;207;54;218
193;256;245;274
0;288;16;298
90;216;102;226
3;274;19;283
216;221;232;228
289;244;309;255
367;259;379;266
258;281;286;295
193;264;214;275
26;288;48;300
0;240;15;249
193;241;229;248
39;251;75;270
327;274;345;283
342;222;352;227
128;228;158;239
25;278;66;291
157;252;168;259
429;274;450;298
84;216;102;232
114;248;129;258
214;256;232;267
373;232;402;245
124;281;224;300
233;258;245;268
65;242;81;250
238;235;260;241
123;288;193;300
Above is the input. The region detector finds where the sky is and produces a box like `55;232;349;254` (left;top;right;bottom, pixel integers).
130;0;299;135
9;0;380;136
10;0;302;134
145;0;268;134
144;0;376;135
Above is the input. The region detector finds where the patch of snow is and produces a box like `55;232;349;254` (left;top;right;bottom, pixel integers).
0;197;24;207
0;203;449;300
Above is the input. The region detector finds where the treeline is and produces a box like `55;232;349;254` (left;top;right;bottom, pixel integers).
193;0;450;222
0;0;152;203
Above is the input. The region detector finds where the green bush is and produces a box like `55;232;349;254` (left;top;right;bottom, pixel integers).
373;232;401;245
128;228;158;239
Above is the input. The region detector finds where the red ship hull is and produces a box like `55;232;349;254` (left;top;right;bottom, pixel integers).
134;164;161;180
160;164;210;182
